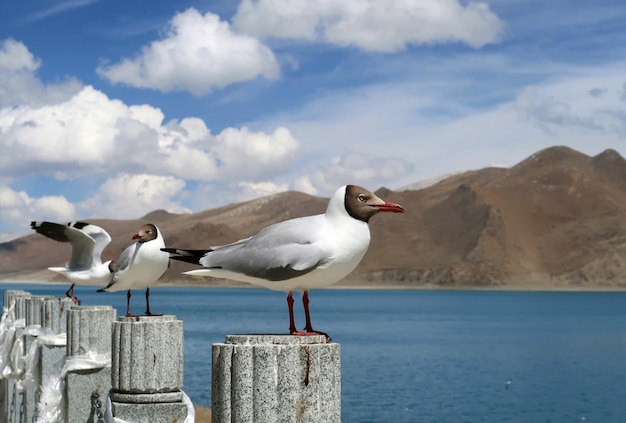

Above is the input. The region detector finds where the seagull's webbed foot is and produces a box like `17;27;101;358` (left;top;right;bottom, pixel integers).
303;327;332;343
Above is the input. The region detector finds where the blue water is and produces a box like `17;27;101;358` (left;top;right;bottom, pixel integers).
2;283;625;422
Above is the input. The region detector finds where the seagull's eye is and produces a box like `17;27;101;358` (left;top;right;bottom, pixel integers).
357;194;367;202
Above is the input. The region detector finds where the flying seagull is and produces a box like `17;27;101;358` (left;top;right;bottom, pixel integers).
98;223;169;317
30;221;114;304
163;185;404;339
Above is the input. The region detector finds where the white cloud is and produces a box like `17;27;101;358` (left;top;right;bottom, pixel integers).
0;85;302;182
97;8;280;95
233;0;504;52
77;173;190;220
0;38;40;72
213;127;300;179
0;38;82;108
0;184;76;232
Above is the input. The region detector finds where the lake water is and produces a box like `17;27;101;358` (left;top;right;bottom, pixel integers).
2;283;625;422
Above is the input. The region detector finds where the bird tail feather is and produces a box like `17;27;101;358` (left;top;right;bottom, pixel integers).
160;248;212;265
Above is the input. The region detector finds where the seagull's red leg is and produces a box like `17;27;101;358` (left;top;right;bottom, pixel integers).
287;291;298;334
303;290;314;332
125;290;139;317
302;290;331;342
65;283;79;305
144;288;162;316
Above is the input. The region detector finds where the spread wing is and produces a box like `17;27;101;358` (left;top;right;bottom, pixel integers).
31;221;111;271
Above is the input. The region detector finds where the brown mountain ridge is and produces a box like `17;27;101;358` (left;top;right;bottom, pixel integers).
1;145;625;290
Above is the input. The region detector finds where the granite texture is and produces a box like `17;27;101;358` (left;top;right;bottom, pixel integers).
2;290;30;309
111;315;184;394
111;400;188;423
65;368;111;423
66;305;116;356
25;296;45;326
41;297;74;334
64;305;116;423
109;315;186;423
213;334;341;423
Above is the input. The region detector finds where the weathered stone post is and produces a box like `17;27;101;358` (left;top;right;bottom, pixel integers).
1;290;31;423
22;295;50;423
109;315;187;423
64;305;117;422
212;335;341;423
20;296;73;422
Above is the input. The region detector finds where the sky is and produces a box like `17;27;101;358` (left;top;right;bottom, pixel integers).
0;0;625;241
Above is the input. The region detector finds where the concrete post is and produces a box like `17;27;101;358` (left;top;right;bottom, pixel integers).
110;315;187;423
37;297;73;420
64;305;117;423
21;296;73;422
23;296;51;423
212;335;341;423
1;290;30;423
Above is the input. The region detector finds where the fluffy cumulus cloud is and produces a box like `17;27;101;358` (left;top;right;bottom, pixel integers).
0;86;302;181
0;39;304;236
0;38;82;107
0;184;76;238
233;0;504;52
77;173;190;220
97;8;280;95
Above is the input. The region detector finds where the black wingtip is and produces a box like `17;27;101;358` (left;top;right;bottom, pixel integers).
161;247;212;266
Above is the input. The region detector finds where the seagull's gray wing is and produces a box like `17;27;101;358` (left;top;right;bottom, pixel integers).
64;227;96;271
74;223;111;265
31;221;102;271
113;243;138;279
200;215;331;281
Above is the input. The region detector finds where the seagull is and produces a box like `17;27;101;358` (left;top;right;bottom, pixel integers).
30;221;114;304
163;185;404;339
97;223;169;317
505;378;512;389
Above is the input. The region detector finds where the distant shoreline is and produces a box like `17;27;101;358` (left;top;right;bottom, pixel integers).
2;279;625;292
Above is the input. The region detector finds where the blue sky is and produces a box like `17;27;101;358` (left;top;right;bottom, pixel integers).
1;0;625;240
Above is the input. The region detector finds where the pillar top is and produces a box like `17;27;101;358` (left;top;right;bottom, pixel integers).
223;334;328;345
117;315;179;323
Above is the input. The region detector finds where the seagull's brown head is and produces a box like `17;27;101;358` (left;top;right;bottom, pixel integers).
344;185;404;223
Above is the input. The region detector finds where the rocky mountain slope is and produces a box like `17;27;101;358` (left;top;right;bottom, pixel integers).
2;146;625;289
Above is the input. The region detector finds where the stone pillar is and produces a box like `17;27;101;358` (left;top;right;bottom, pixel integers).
212;335;341;423
20;296;72;422
110;315;186;423
22;296;52;423
37;297;73;420
41;296;73;334
1;290;30;423
65;305;117;423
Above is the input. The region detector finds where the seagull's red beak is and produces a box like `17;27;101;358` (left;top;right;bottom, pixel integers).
132;233;141;240
375;201;404;213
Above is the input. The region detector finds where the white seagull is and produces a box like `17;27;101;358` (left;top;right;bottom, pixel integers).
163;185;404;339
98;223;170;317
30;221;114;304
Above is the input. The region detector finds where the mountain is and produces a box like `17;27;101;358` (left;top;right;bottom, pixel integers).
1;146;625;290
